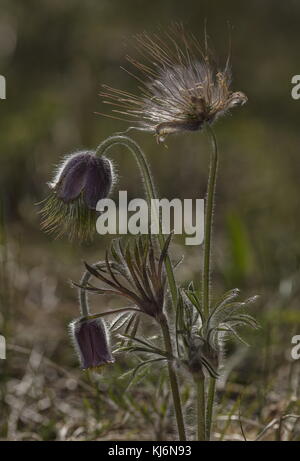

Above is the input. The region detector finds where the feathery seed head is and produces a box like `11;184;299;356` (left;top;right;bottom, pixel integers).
100;24;247;143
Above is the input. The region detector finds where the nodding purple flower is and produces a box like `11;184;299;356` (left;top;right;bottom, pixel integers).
40;150;114;241
70;317;114;370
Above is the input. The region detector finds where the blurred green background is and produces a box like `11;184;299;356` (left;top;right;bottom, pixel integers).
0;0;300;440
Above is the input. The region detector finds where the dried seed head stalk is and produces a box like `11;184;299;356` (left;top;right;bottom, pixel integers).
100;24;247;143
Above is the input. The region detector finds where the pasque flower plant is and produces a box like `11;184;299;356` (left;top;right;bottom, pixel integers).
41;24;259;441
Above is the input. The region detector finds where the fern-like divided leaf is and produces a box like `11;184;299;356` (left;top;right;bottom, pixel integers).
205;293;260;349
175;288;259;378
79;234;172;319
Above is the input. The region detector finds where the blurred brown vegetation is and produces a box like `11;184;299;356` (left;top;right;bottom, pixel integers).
0;0;300;440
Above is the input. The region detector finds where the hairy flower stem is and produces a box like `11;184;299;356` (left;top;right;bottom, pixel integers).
79;267;92;316
95;135;185;440
202;126;218;318
195;375;206;440
205;377;216;440
158;313;186;441
201;125;219;441
95;135;178;309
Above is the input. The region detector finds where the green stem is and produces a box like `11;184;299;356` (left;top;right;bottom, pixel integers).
79;264;92;316
202;125;219;441
202;126;218;318
79;308;142;322
206;378;216;440
159;313;186;441
195;376;206;441
95;135;178;308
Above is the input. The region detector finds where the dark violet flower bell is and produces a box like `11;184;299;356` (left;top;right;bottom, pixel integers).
40;150;113;241
56;152;112;208
70;317;114;370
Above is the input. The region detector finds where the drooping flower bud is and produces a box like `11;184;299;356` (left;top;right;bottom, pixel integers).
40;151;113;240
70;317;114;370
